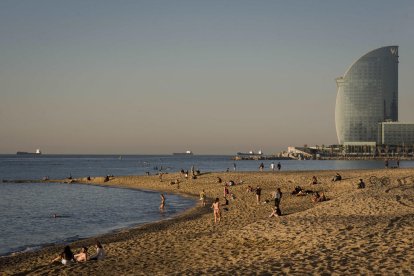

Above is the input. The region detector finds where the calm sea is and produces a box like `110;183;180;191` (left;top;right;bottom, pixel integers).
1;154;413;256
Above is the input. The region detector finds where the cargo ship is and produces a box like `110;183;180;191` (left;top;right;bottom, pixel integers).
236;150;263;156
16;149;42;155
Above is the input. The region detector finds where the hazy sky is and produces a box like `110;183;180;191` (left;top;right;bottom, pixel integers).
1;0;414;154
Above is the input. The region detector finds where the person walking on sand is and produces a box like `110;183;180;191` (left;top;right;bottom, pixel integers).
277;162;281;171
211;198;221;223
200;190;206;207
255;186;262;204
159;194;165;210
259;163;264;172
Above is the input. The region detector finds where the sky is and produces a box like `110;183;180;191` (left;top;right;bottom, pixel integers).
1;0;414;155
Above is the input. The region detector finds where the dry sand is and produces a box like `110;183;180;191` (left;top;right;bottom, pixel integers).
1;168;414;275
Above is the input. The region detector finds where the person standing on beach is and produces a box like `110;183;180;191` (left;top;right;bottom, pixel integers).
160;194;165;210
259;163;264;172
233;163;237;171
200;190;206;207
274;188;282;208
211;198;221;223
224;186;229;197
255;186;262;204
270;162;275;171
277;162;281;171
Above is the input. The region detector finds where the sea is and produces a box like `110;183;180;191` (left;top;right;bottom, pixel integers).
1;154;413;256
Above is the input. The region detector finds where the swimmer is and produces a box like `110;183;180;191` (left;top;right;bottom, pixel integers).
160;194;165;210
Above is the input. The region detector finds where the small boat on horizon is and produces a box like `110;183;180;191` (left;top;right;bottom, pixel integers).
173;150;194;156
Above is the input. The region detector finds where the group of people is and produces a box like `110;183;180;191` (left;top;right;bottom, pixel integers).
52;241;105;265
259;162;281;172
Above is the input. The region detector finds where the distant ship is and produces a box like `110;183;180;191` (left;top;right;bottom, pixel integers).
173;150;194;156
237;150;263;156
16;149;42;155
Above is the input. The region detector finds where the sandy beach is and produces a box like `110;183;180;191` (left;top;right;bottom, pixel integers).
1;168;414;275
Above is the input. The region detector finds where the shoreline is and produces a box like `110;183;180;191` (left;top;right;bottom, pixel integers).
2;168;414;274
0;181;200;258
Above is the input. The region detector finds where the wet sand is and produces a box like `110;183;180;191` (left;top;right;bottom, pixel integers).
1;168;414;275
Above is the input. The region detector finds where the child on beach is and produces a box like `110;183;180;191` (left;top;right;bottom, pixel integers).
255;186;262;204
200;190;206;207
211;198;221;223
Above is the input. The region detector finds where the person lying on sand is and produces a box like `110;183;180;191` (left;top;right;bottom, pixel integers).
74;247;88;262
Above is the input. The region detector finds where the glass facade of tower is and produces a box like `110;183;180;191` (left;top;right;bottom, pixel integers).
378;122;414;145
335;46;399;144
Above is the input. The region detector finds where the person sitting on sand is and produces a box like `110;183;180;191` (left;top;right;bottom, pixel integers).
246;185;253;193
332;173;342;182
291;186;303;195
318;192;327;202
269;206;282;218
89;241;105;261
52;245;75;265
227;180;235;186
312;192;327;203
311;176;318;184
200;190;206;207
211;198;221;223
217;177;222;183
357;179;365;189
312;192;321;203
74;247;88;262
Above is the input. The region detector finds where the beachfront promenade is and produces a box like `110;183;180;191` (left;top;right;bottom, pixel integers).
1;169;414;275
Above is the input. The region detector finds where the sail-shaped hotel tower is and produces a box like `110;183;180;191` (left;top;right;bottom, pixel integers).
335;46;399;145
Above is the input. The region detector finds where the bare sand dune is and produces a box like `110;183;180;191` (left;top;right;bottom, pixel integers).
1;168;414;275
